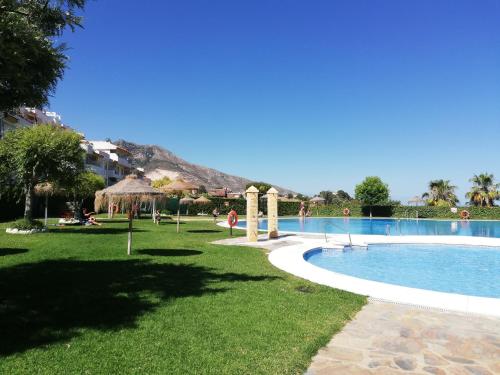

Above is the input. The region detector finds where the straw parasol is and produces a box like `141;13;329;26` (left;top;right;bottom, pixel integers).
310;196;326;204
408;196;425;206
35;182;57;226
95;175;163;255
194;195;211;216
180;197;195;215
161;179;198;193
194;196;211;204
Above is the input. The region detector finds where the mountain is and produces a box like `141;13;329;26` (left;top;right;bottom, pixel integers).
114;140;295;195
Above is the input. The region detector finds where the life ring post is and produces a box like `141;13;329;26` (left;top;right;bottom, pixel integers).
227;209;239;237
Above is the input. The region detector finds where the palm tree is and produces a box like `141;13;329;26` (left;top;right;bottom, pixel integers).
422;179;459;207
466;173;499;207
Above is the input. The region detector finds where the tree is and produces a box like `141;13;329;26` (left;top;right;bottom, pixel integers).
319;191;334;204
0;0;86;111
246;182;272;195
355;176;390;216
466;173;499;207
0;124;84;220
422;179;458;207
152;176;171;189
198;184;207;194
336;190;352;201
66;171;105;218
296;193;310;201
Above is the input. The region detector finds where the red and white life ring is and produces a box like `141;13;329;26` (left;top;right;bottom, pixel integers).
460;210;470;220
227;210;238;227
343;208;350;216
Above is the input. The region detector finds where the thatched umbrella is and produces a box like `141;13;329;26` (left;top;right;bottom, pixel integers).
35;182;57;226
309;196;325;215
408;196;425;206
194;196;211;216
310;196;325;204
194;196;211;204
161;179;199;193
95;175;163;255
161;180;198;233
180;197;195;215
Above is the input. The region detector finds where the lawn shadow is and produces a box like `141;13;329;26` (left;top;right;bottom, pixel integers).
187;230;222;234
0;248;29;256
0;259;279;356
137;249;203;257
48;227;147;235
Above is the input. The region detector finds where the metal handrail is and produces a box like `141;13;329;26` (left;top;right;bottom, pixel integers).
323;221;353;247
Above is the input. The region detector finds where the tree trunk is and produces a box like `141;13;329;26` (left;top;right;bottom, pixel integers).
24;184;33;221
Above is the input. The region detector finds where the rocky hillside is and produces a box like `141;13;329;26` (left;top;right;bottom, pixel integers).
115;140;295;194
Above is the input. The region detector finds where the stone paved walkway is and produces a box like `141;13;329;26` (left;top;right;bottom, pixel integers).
306;300;500;375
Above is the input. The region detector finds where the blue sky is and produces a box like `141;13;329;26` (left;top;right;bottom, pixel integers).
50;0;500;201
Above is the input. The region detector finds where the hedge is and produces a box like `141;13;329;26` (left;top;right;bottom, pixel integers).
160;198;302;217
314;203;500;220
163;198;500;220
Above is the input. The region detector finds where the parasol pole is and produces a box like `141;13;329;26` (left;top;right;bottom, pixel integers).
176;208;180;233
44;194;49;226
127;197;133;255
152;198;156;223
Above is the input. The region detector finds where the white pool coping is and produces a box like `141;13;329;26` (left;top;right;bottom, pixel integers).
267;234;500;317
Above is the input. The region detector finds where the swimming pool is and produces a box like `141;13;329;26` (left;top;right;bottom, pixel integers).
240;217;500;238
305;244;500;298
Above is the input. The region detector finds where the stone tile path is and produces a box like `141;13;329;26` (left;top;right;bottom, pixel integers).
306;300;500;375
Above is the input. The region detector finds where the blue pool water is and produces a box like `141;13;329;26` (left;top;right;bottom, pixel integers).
305;244;500;298
240;217;500;238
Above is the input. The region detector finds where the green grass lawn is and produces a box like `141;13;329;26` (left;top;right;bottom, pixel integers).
0;218;365;374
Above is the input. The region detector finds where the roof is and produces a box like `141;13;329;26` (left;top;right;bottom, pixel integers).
310;196;326;202
162;179;199;192
195;196;211;204
99;175;162;196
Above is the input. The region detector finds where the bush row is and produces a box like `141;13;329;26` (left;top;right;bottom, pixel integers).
314;204;500;220
168;198;500;220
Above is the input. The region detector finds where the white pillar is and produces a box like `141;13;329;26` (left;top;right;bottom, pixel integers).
246;186;259;242
267;187;279;239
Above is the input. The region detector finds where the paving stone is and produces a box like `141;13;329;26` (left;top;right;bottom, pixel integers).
443;355;476;364
394;356;417;371
306;301;500;375
423;352;448;366
464;366;494;375
423;366;447;375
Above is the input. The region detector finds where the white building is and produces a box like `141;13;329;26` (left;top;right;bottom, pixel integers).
1;107;143;186
0;107;70;138
81;140;144;186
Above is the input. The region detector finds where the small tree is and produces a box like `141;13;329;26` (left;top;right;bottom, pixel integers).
355;176;390;217
0;125;84;221
336;190;352;201
466;173;499;207
152;176;171;189
319;190;334;204
65;171;105;219
198;184;207;194
246;182;272;195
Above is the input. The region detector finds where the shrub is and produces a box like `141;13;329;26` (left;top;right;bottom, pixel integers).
12;219;45;230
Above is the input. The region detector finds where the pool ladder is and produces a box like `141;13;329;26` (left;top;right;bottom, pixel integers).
324;222;353;247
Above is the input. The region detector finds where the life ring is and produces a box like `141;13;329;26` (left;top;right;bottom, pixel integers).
227;210;238;227
343;208;350;216
460;210;470;220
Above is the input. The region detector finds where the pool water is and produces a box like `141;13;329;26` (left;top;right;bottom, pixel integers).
305;244;500;298
241;217;500;238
